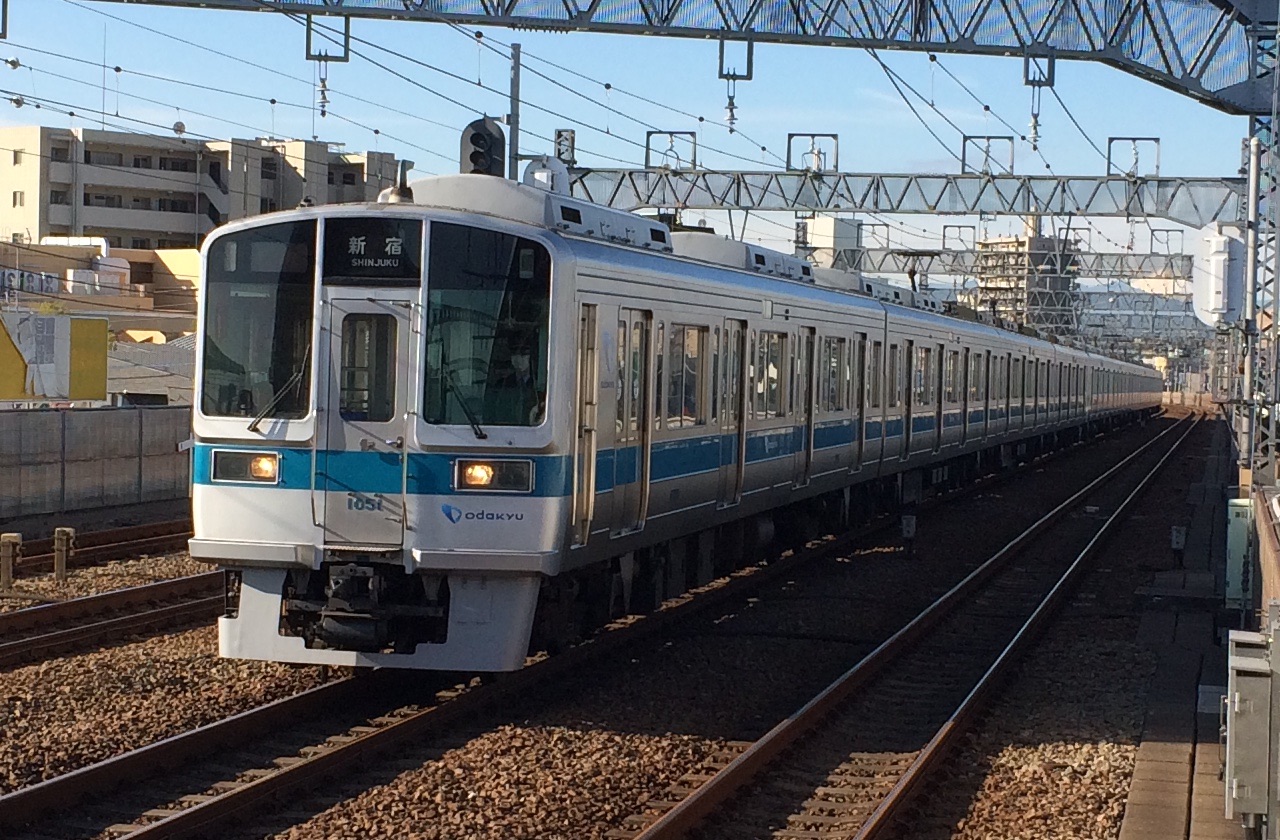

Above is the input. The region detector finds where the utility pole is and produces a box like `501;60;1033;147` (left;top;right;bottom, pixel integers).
508;43;521;181
1243;136;1260;485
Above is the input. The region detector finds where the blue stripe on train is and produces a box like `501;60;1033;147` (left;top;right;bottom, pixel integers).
193;403;1053;498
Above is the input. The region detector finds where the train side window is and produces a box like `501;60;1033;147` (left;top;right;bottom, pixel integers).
762;330;783;417
711;327;720;422
886;343;899;408
870;341;883;409
915;346;932;406
616;320;627;434
667;324;707;429
944;350;959;403
851;336;864;414
654;323;665;430
821;337;847;412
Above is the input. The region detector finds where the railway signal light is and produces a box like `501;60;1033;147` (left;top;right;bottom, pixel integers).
461;117;506;178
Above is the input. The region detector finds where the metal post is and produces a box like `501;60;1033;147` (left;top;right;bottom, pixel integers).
1243;137;1261;482
508;42;521;181
53;527;74;584
0;533;19;590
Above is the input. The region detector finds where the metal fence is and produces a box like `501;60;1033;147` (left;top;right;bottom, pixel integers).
0;407;189;521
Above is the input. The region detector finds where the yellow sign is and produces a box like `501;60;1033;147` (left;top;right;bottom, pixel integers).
0;314;107;401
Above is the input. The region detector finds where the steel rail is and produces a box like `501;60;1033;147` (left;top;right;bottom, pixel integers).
0;572;220;637
0;675;390;828
850;416;1200;840
628;414;1196;840
0;415;1169;838
0;593;223;669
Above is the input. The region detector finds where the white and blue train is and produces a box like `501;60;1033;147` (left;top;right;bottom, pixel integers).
189;166;1162;671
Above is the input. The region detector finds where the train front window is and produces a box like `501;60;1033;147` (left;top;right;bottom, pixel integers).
424;223;551;428
200;220;316;420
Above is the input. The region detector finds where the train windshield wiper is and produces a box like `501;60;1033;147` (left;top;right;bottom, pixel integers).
444;368;487;440
248;344;311;433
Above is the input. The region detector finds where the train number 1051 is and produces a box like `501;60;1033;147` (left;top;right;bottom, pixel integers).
346;493;385;512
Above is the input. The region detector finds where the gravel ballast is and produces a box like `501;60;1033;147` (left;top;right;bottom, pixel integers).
0;552;207;612
0;625;333;793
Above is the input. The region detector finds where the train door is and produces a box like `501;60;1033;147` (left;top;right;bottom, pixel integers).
571;304;599;546
851;333;867;471
960;347;971;446
794;327;815;487
901;340;913;460
316;297;412;546
613;308;651;535
718;318;747;508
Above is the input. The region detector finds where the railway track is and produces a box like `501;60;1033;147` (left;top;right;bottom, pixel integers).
0;572;222;668
610;415;1198;840
12;520;193;576
0;417;1177;840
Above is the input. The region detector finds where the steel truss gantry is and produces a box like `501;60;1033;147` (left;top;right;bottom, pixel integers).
826;248;1193;280
566;169;1245;229
71;0;1267;115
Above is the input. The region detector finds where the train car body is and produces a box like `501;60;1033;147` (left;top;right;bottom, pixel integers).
189;172;1162;671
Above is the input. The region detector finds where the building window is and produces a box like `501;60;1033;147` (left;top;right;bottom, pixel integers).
86;193;124;208
11;233;26;244
341;171;357;186
49;189;69;205
50;145;70;162
132;196;153;210
259;197;278;214
158;157;195;172
85;150;124;167
260;158;278;180
104;235;123;248
157;238;191;248
133;155;153;169
131;237;151;249
157;197;193;213
327;171;335;185
12;150;23;166
11;191;23;208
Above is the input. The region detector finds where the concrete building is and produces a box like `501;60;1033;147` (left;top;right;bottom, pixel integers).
0;126;399;248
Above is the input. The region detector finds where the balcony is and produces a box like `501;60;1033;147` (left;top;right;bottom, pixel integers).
51;160;225;199
80;206;202;234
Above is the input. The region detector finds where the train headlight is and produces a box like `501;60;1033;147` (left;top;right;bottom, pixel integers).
212;450;280;484
249;455;279;481
462;462;495;486
454;459;533;493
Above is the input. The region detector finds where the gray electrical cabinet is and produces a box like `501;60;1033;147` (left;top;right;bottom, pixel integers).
1227;630;1271;822
1228;499;1255;611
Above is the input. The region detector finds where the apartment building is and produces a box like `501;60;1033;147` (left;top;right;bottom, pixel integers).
0;126;399;248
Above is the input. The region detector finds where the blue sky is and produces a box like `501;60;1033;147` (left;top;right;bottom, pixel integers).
0;0;1250;256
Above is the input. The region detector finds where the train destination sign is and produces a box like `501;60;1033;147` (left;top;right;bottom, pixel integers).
323;217;423;285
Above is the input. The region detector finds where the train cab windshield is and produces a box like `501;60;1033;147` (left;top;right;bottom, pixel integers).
424;222;551;428
200;220;316;420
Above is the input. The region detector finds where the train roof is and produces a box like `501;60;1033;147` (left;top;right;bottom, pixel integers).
204;175;1157;377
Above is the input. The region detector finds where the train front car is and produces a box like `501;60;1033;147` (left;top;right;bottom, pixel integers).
190;193;566;670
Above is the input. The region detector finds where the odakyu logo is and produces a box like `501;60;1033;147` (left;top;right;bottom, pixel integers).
440;504;524;523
